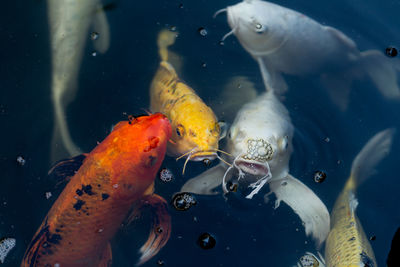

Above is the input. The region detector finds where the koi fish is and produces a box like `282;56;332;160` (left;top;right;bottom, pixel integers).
181;81;330;246
215;0;400;110
296;128;394;267
22;113;172;267
325;129;394;266
150;30;227;173
49;0;110;161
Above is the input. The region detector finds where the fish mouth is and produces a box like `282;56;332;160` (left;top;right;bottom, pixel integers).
191;152;217;162
235;159;270;176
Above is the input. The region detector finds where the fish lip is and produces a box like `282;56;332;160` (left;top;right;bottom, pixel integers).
191;153;217;162
235;158;270;176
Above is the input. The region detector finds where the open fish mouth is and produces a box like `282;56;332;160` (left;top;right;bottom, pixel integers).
235;159;270;176
191;152;217;162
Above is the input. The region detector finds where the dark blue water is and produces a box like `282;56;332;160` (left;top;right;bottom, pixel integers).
1;0;399;266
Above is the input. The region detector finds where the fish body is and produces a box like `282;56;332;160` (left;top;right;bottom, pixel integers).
220;0;400;108
325;129;394;267
150;30;222;163
182;90;330;246
49;0;110;161
22;114;172;267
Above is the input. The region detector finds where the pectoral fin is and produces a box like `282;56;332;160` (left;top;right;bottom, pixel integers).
268;174;330;247
180;163;228;195
127;194;171;266
92;7;110;53
257;57;288;94
98;242;112;267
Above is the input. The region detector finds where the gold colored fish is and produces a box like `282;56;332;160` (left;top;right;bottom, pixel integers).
150;30;226;173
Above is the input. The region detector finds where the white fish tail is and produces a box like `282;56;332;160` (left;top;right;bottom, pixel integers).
360;50;400;100
350;128;395;186
268;175;330;247
51;97;82;162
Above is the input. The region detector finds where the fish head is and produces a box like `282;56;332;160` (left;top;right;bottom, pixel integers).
169;101;222;163
225;0;288;56
227;125;292;179
105;113;171;197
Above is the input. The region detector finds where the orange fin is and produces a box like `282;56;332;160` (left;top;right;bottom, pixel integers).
98;242;112;267
132;194;171;266
48;154;88;187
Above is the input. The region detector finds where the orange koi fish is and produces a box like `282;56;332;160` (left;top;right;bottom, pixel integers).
22;113;172;267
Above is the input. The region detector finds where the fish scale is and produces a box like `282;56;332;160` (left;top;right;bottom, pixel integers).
325;178;377;267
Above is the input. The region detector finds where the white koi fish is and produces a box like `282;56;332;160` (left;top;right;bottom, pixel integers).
215;0;400;110
181;81;330;246
49;0;110;161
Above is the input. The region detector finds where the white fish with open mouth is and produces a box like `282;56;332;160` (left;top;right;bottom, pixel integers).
49;0;110;161
215;0;400;110
181;80;330;246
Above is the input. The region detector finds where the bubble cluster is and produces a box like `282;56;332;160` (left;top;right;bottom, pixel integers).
243;139;273;161
299;253;319;267
0;238;16;263
159;168;174;182
172;192;197;211
16;155;26;166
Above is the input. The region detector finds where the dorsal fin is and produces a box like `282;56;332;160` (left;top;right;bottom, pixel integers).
48;154;88;186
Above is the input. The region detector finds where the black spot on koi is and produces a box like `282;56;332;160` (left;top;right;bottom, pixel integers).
73;199;85;210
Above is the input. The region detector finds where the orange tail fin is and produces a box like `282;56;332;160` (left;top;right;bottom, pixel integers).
130;194;171;266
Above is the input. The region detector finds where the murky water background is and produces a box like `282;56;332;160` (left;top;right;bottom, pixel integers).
1;0;399;266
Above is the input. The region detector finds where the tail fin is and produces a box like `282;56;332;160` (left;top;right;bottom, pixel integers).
133;194;171;266
361;50;400;100
268;175;330;247
350;128;395;187
156;29;183;73
51;99;82;162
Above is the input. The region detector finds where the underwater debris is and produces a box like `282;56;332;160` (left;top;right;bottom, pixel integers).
197;233;216;250
45;192;52;199
172;192;196;211
90;31;99;40
0;237;16;263
313;171;326;183
370;235;376;241
157;259;165;266
159;168;174;182
16;155;26;166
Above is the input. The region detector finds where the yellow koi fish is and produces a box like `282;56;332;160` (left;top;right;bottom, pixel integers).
150;30;227;173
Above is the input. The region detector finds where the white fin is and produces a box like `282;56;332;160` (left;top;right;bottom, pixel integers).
350;128;395;186
349;192;359;214
212;76;258;122
92;7;110;53
324;26;357;50
51;98;82;162
180;163;228;195
257;57;288;94
218;121;228;140
268;174;330;247
360;50;400;100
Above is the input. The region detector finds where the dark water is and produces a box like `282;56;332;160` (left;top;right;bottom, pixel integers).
1;0;399;266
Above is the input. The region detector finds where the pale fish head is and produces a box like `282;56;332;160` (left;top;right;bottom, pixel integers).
227;125;292;179
223;0;289;56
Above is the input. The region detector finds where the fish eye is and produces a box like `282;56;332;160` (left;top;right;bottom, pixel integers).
253;20;267;34
279;135;289;150
176;124;185;137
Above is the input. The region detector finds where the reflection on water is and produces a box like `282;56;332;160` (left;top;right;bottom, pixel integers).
0;0;399;266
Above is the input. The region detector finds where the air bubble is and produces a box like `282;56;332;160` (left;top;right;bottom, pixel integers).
90;32;99;40
172;192;197;211
198;27;208;36
159;168;173;182
385;46;398;57
16;155;26;166
197;233;216;249
314;170;326;183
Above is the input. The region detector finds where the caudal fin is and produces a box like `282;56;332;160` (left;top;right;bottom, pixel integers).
268;175;330;247
157;29;183;72
133;194;171;266
51;100;82;162
361;50;400;100
350;128;395;187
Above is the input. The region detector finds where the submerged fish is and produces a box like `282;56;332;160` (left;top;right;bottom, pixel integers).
215;0;400;110
49;0;111;161
182;84;330;246
150;30;226;173
22;113;172;267
325;128;394;267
